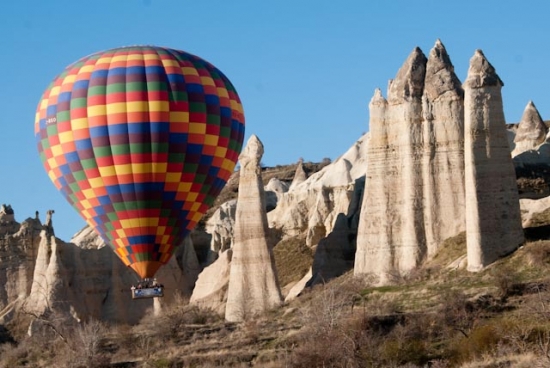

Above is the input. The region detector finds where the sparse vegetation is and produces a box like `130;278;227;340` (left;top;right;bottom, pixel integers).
4;164;550;367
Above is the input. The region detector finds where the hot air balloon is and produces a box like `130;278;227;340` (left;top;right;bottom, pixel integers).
35;46;245;297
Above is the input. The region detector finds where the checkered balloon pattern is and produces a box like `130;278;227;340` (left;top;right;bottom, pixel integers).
35;46;245;279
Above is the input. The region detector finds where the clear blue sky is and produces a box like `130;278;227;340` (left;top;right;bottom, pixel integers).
2;0;549;241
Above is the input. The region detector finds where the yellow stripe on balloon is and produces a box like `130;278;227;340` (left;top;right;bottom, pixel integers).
48;86;61;98
186;192;198;202
47;158;58;170
169;111;189;122
148;101;169;112
106;102;130;114
62;75;77;84
182;67;199;76
165;172;181;182
58;131;73;144
79;65;95;73
144;54;160;61
191;212;202;223
216;88;229;98
130;163;150;174
81;199;92;210
177;182;191;192
200;76;215;86
51;145;63;157
88;105;107;117
124;101;148;113
143;217;160;227
189;122;206;134
127;54;144;61
40;99;49;110
231;100;243;114
47;171;56;183
82;188;95;199
95;56;113;66
111;55;127;63
88;177;104;189
71;118;89;130
215;146;227;158
222;158;235;171
116;247;129;258
116;229;127;239
120;219;142;229
204;134;218;146
152;163;167;173
161;59;179;67
99;166;117;177
190;202;200;212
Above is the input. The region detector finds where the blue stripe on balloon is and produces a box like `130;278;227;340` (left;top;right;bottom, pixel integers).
145;66;164;75
75;138;92;150
150;122;170;133
108;123;129;135
127;122;149;134
220;106;231;117
65;152;80;163
205;94;220;105
90;125;109;138
90;69;108;79
73;80;89;90
186;83;204;93
187;143;202;154
58;92;72;102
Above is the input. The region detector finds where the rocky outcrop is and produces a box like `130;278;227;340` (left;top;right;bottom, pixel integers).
289;160;308;191
0;215;42;322
355;40;465;283
464;50;524;271
267;133;368;240
265;178;290;212
307;213;354;286
512;101;550;166
355;40;523;283
513;101;547;156
225;135;283;322
190;249;232;315
0;206;200;326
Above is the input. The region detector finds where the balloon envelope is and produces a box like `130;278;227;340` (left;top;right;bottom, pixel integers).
35;46;245;279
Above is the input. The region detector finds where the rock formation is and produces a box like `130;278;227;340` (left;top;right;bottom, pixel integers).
355;40;522;283
464;50;524;271
289;160;308;191
511;101;550;166
225;135;283;322
0;214;42;322
267;133;368;240
355;40;465;283
190;249;232;314
0;207;200;326
513;101;547;156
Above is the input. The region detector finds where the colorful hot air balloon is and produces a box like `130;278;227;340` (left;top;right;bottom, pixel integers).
35;46;245;280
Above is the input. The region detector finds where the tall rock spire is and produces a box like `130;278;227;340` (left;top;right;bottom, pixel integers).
225;135;283;322
421;39;465;257
355;46;428;284
463;50;524;271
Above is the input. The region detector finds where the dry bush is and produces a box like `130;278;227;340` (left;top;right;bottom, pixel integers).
137;295;221;340
67;319;110;368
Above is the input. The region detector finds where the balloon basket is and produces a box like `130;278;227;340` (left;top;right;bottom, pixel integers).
130;278;164;299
